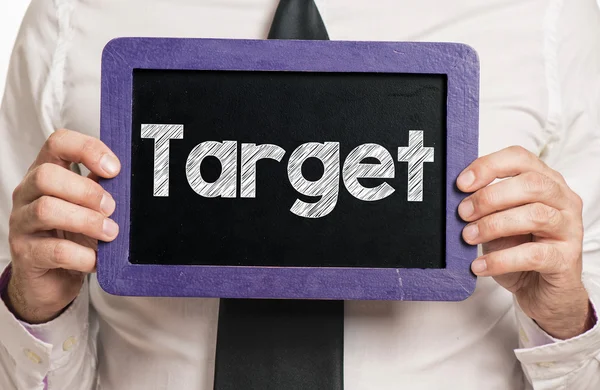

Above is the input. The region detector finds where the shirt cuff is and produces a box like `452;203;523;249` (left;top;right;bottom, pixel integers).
514;277;600;382
0;264;89;388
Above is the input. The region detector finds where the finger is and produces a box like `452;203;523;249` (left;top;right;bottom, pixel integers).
15;196;119;241
462;203;565;245
458;172;568;221
27;236;97;273
33;129;120;178
456;146;563;193
15;163;115;216
471;242;563;276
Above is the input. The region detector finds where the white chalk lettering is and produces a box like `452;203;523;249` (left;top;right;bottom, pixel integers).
143;125;436;217
186;140;237;198
141;124;184;197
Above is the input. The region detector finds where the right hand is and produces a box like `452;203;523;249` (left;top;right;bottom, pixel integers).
5;129;121;324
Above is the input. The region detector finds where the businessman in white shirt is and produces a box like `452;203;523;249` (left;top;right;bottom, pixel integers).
1;0;600;389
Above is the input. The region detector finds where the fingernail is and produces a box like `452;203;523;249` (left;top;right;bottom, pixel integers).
472;259;487;274
103;219;119;238
100;154;120;176
100;193;116;216
457;170;475;189
463;224;479;241
458;200;474;219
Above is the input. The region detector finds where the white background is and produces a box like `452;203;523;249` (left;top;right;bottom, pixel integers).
1;1;600;100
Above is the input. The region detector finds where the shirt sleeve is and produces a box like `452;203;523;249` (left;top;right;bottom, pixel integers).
0;1;97;389
513;0;600;388
0;266;96;390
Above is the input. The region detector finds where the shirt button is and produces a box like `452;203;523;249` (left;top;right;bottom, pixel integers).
63;336;77;352
536;361;555;368
24;349;42;364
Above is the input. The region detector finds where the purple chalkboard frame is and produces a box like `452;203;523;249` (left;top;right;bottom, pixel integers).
98;38;479;301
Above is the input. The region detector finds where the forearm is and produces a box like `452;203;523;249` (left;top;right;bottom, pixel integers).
534;284;596;340
3;269;76;325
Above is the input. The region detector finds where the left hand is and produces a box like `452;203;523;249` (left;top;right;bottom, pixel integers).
457;145;595;339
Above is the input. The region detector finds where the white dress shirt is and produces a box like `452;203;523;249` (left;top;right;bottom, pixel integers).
1;0;600;389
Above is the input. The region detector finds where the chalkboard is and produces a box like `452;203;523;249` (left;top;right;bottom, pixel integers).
131;70;446;268
98;38;479;301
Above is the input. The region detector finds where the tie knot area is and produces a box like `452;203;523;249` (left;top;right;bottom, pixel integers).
268;0;329;40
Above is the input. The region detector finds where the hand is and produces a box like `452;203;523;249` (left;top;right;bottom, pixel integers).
457;146;595;340
5;129;121;324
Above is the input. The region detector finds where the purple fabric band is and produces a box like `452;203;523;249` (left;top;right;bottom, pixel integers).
0;263;12;298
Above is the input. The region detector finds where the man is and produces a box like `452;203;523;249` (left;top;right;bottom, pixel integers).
0;0;599;389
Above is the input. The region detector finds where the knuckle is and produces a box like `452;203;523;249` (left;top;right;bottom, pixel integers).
80;137;95;153
31;163;55;192
523;172;552;194
553;170;567;185
548;246;567;272
546;208;561;229
45;129;69;152
485;253;503;273
572;193;584;212
507;145;523;153
555;256;571;274
8;235;25;258
28;240;44;263
481;215;501;236
8;211;18;230
546;177;561;198
31;196;54;223
529;244;548;269
83;180;103;207
81;138;102;163
11;183;23;203
473;188;495;211
528;203;557;225
85;211;104;233
509;145;531;160
473;159;493;180
575;222;584;240
566;243;582;264
52;241;71;267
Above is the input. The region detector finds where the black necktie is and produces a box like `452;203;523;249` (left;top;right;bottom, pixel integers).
267;0;329;40
213;2;343;390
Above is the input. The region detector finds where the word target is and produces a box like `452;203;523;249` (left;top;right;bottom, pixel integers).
143;124;434;218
